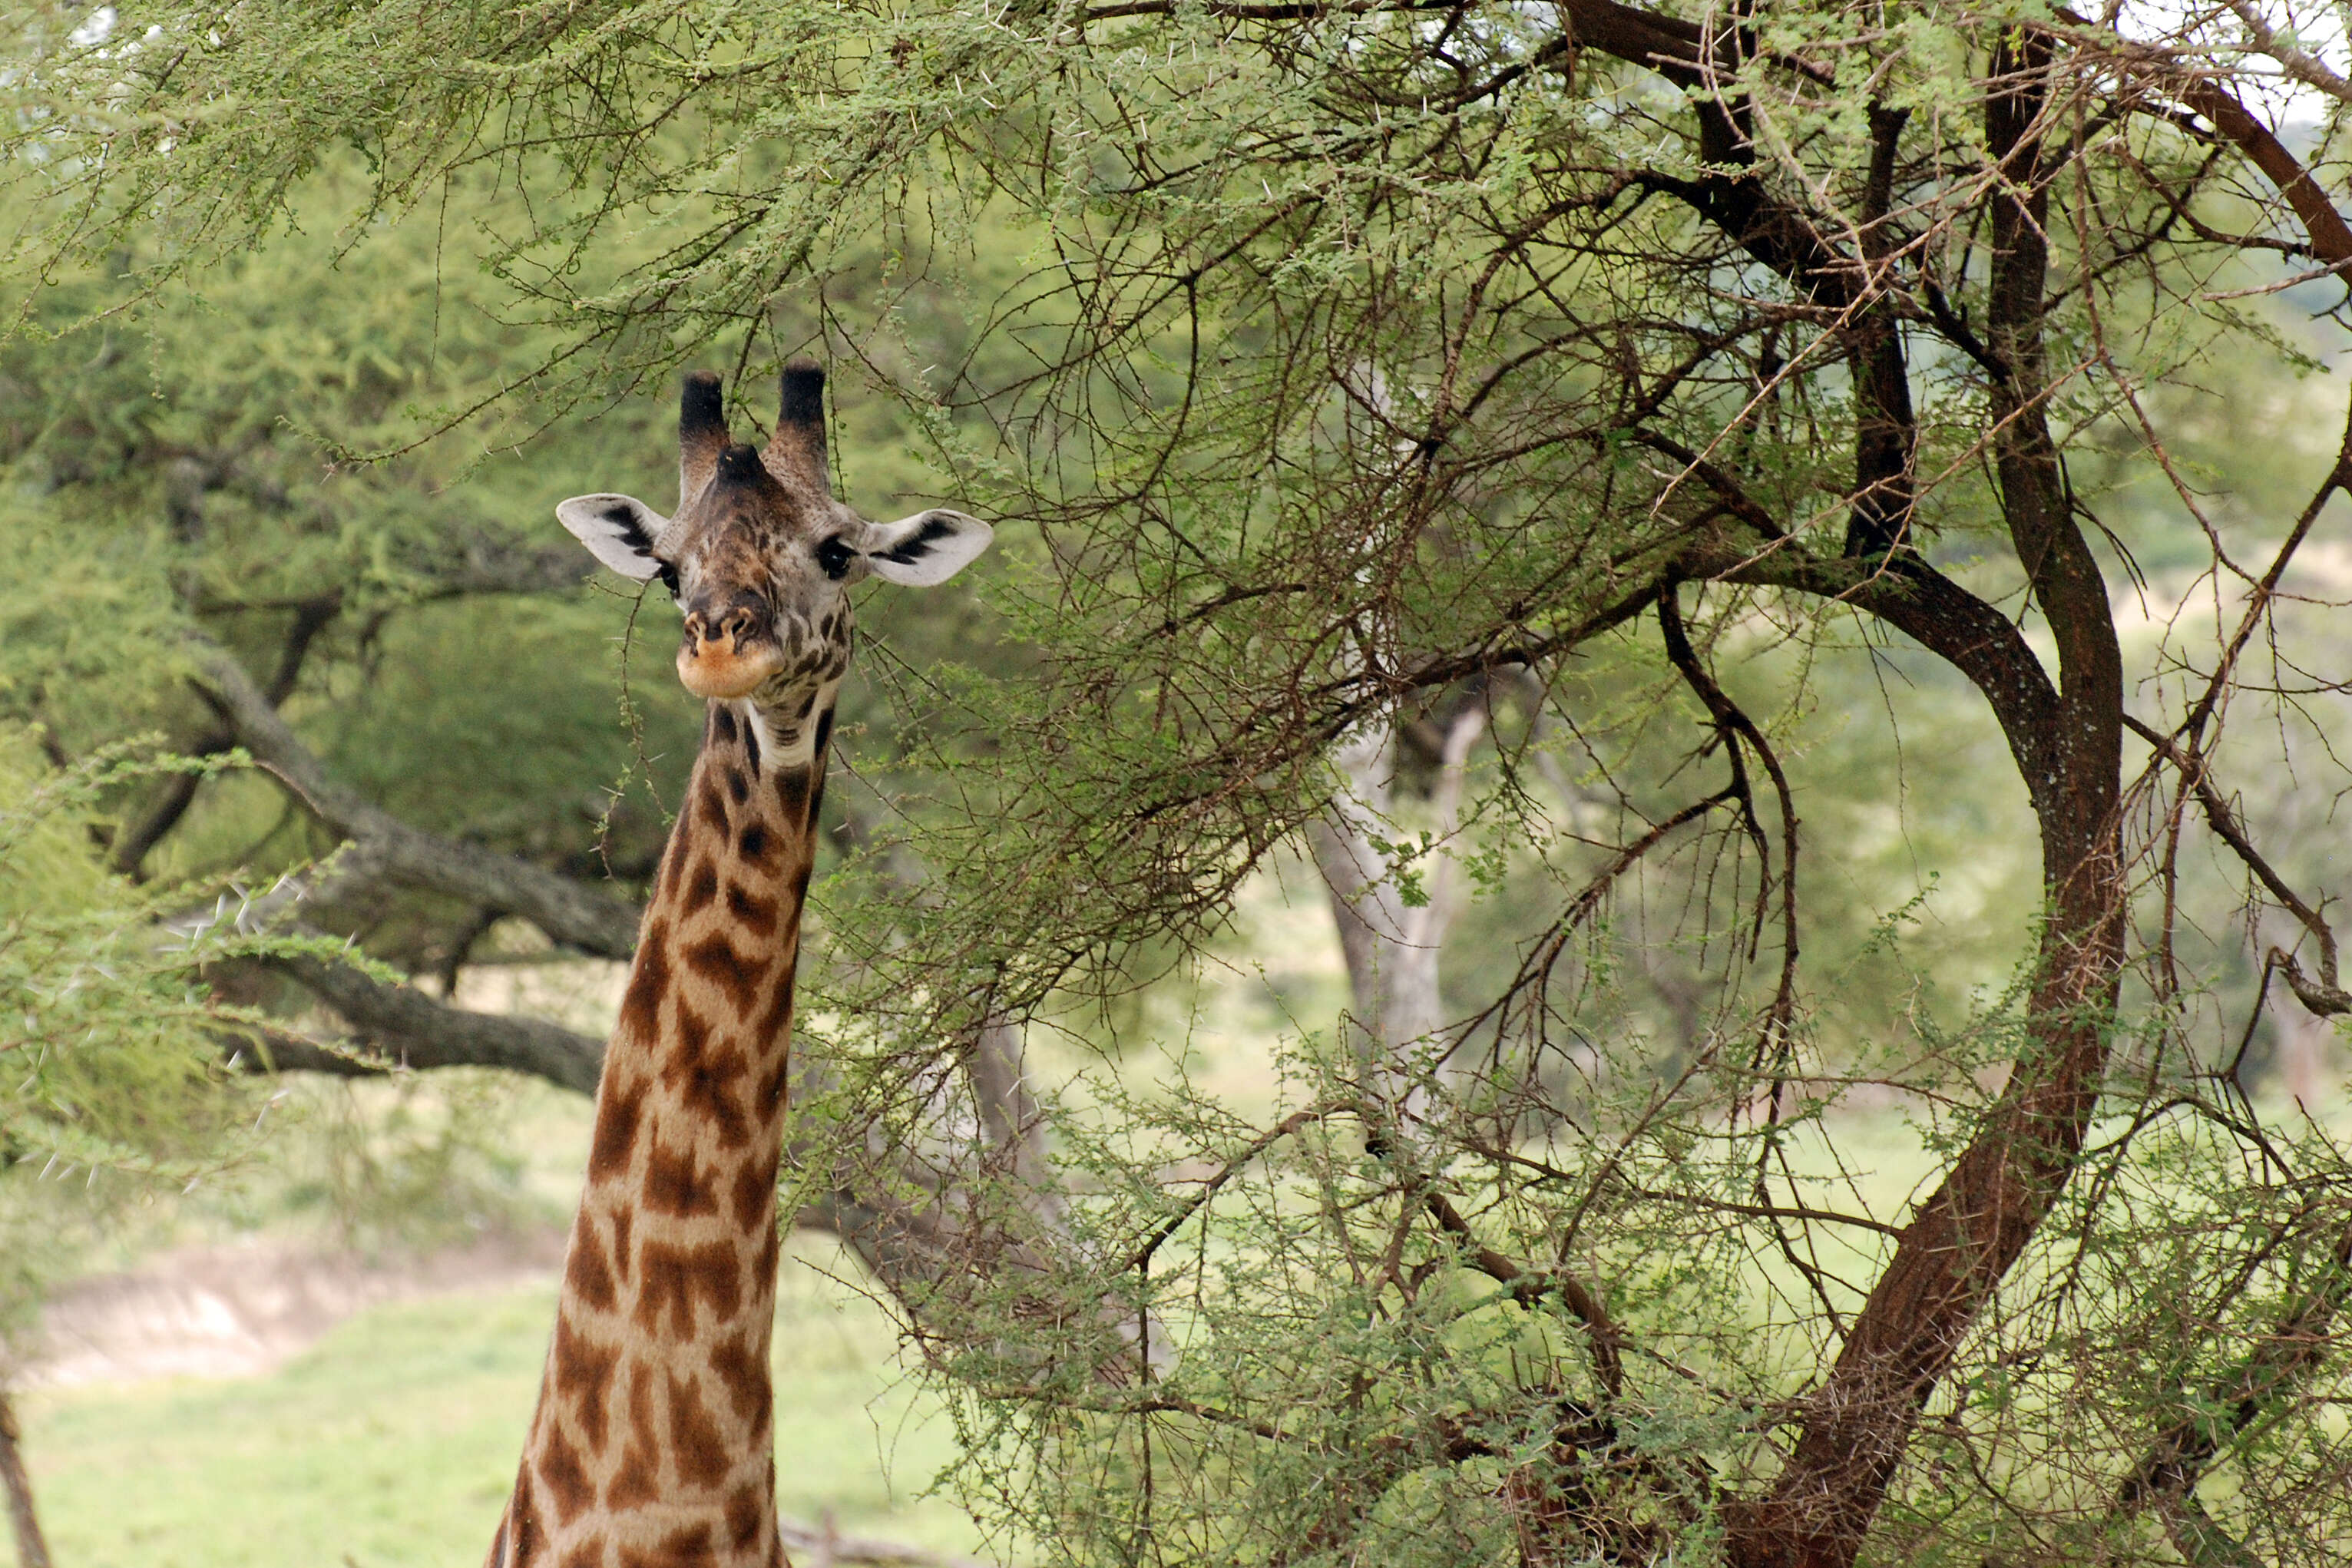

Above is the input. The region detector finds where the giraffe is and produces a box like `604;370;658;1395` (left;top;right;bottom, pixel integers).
486;363;991;1568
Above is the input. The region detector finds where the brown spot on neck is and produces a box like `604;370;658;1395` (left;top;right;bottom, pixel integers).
552;1317;621;1451
666;1370;731;1489
697;775;732;835
564;1226;617;1313
617;1523;718;1568
707;1329;774;1431
643;1140;719;1217
680;931;766;1014
538;1426;595;1525
588;1076;648;1183
683;861;720;914
634;1239;744;1338
772;767;811;832
604;1436;661;1513
618;921;672;1040
724;882;779;936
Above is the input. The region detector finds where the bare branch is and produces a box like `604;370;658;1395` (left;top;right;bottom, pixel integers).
184;635;643;959
260;950;606;1094
1424;1187;1623;1398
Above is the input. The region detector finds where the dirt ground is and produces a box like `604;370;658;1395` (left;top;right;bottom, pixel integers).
17;1229;567;1388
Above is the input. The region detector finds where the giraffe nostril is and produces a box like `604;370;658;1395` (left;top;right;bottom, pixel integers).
681;605;765;660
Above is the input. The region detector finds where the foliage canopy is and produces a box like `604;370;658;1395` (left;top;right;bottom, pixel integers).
12;2;2352;1564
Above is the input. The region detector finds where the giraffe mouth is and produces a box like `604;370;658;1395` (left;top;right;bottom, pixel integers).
676;630;785;700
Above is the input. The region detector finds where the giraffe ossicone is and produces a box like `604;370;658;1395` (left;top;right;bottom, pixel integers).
490;363;990;1568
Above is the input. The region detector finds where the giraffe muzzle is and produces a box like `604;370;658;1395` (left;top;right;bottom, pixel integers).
676;606;784;700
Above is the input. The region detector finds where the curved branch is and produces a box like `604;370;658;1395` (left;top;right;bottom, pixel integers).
185;635;644;959
2126;715;2347;1017
1681;543;2066;806
1424;1187;1623;1399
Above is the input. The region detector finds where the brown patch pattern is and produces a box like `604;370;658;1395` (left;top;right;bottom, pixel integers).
723;882;778;936
538;1424;596;1524
681;931;765;1014
667;1371;731;1489
554;1316;622;1451
660;1011;753;1151
643;1140;719;1218
772;767;810;831
753;954;799;1050
605;1438;662;1513
634;1239;744;1338
618;924;672;1040
564;1229;617;1315
588;1077;649;1184
726;1484;765;1553
753;1220;779;1285
729;1163;773;1230
683;862;719;915
706;1331;772;1430
618;1523;719;1568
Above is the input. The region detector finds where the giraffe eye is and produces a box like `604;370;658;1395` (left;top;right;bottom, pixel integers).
815;536;855;581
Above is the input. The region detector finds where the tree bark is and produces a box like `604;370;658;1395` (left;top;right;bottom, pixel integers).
0;1393;53;1568
1719;34;2128;1566
259;950;607;1094
185;635;643;959
1308;700;1487;1120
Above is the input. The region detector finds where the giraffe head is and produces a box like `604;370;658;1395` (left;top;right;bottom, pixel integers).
556;363;991;719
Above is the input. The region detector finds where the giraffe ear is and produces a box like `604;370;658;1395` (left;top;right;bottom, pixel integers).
557;494;672;582
858;509;992;587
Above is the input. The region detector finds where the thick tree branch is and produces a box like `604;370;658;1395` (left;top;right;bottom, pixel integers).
1722;35;2128;1566
184;635;643;959
1842;104;1920;559
2170;74;2352;270
1679;544;2066;802
262;950;607;1093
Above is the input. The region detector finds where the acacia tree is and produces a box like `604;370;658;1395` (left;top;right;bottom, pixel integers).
0;160;1070;1318
14;2;2352;1565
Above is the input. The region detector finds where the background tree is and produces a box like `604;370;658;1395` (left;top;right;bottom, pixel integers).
12;2;2352;1566
0;163;1064;1312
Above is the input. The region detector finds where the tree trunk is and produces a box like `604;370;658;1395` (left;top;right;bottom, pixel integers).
0;1393;53;1568
1308;703;1487;1123
1723;31;2129;1564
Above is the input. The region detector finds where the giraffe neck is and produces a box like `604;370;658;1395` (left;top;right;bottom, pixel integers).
493;694;832;1568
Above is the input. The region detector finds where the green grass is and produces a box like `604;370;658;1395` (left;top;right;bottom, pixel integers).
4;1236;992;1568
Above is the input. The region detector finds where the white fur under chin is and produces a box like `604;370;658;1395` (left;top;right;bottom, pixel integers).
736;681;837;772
736;701;780;770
